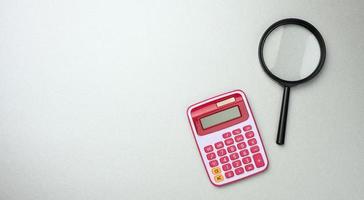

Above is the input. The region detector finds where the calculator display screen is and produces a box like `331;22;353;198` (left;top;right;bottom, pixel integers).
200;106;241;129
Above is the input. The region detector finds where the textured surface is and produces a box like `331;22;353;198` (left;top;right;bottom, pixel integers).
0;0;363;200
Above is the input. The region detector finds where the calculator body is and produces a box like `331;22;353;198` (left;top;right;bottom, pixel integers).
187;90;268;186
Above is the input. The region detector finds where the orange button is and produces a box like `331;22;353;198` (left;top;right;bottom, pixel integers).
212;167;221;175
214;174;224;183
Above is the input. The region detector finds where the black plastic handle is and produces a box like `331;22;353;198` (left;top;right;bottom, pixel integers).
276;86;290;145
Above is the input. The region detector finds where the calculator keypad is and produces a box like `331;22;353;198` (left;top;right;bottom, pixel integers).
245;164;255;171
222;163;232;171
206;152;216;160
217;149;227;156
209;160;218;168
212;167;221;175
232;128;241;135
214;174;224;183
235;167;244;175
237;142;246;149
243;125;252;131
232;160;242;168
224;138;234;146
253;153;265;168
250;146;260;153
202;125;266;184
234;135;244;142
230;153;240;161
239;149;249;157
248;138;257;146
242;156;252;164
220;156;229;164
214;141;224;149
204;145;213;153
245;131;254;139
222;132;231;138
227;145;237;153
225;171;234;178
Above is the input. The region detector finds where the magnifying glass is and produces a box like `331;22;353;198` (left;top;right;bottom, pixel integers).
258;18;326;145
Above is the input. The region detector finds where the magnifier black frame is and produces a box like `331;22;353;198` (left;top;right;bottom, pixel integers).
258;18;326;145
258;18;326;87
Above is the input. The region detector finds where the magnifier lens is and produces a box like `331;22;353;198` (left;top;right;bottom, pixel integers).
259;19;326;145
262;24;321;81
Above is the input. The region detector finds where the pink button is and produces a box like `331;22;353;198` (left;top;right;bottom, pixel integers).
237;142;247;149
245;131;254;139
232;160;242;168
225;171;234;178
232;128;242;135
224;138;234;146
222;132;231;138
250;145;260;153
248;138;257;146
243;125;252;131
206;152;216;160
235;167;244;175
239;149;249;157
253;153;265;168
204;145;213;153
222;163;232;171
227;145;237;153
209;160;218;167
229;153;239;160
219;156;229;164
214;141;224;149
217;149;227;156
242;156;252;164
245;164;255;171
234;135;244;142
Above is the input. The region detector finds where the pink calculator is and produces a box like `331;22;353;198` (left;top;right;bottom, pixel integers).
187;90;268;186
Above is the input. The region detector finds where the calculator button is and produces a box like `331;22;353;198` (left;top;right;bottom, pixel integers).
214;174;224;183
237;142;247;149
245;164;255;171
248;138;257;146
204;145;213;153
239;149;249;157
225;171;234;178
219;156;229;164
243;125;252;131
235;167;244;175
222;163;232;171
214;141;224;149
217;149;227;156
229;153;239;160
222;132;232;138
227;145;237;153
224;138;234;146
206;152;216;160
232;128;242;135
253;153;265;168
245;131;254;139
209;160;218;167
232;160;242;168
242;156;252;164
250;145;260;153
234;135;244;142
212;167;221;175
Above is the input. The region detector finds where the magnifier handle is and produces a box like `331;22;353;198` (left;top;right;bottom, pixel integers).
277;86;290;145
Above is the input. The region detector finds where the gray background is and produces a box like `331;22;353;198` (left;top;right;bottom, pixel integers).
1;0;363;200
